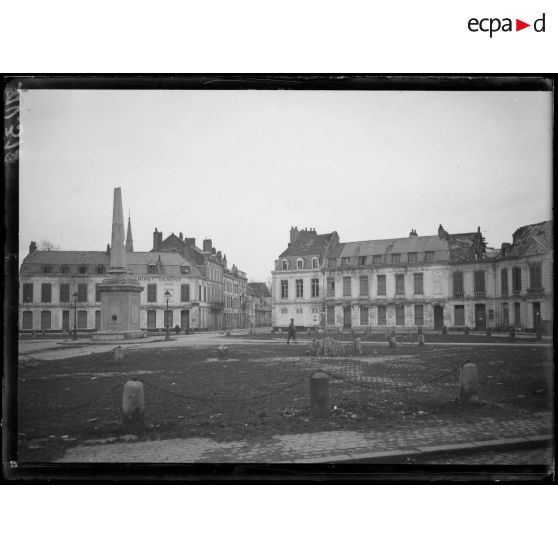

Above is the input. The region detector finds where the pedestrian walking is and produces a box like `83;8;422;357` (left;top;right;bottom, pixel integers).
287;318;297;345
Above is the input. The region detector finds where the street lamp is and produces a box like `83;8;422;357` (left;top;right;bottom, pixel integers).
164;290;171;341
72;292;78;341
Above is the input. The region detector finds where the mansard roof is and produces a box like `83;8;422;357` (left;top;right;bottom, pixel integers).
279;232;336;258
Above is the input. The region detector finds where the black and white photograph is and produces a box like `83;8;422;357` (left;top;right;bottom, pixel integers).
5;76;554;479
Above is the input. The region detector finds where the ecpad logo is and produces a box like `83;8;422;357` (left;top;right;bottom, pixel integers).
468;13;546;37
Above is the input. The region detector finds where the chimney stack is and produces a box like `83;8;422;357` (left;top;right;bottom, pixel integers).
290;226;299;243
409;229;418;237
203;239;213;252
153;228;163;251
29;241;37;255
179;232;183;241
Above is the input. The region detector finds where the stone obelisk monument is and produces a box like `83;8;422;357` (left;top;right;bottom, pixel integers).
92;188;144;341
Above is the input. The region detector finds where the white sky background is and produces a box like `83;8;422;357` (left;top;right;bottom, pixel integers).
19;88;552;281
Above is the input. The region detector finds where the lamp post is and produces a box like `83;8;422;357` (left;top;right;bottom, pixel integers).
164;290;171;341
72;292;78;341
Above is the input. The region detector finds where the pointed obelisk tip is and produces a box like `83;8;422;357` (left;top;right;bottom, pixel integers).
110;187;127;270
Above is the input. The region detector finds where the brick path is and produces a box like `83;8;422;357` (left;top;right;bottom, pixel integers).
410;446;553;465
57;410;552;463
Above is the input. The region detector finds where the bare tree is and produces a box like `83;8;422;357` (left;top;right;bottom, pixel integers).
38;240;61;251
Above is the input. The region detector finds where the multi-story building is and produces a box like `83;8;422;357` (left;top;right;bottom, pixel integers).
272;222;553;332
246;282;272;328
19;219;248;333
224;265;247;329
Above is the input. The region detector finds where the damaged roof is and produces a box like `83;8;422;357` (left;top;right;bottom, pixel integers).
280;232;336;257
506;220;553;257
333;235;449;259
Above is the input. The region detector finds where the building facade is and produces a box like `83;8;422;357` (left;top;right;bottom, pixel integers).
19;220;249;333
246;282;273;328
271;222;553;332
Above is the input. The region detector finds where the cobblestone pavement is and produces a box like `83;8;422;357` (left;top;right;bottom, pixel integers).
57;411;552;463
410;447;554;465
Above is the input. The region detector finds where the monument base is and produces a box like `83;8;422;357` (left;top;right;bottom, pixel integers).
91;330;147;342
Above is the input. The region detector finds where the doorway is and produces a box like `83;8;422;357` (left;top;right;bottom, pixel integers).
62;310;70;332
533;302;541;330
475;304;486;330
434;305;444;330
181;309;190;332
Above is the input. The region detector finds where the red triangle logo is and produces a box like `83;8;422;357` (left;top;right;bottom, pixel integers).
516;19;530;31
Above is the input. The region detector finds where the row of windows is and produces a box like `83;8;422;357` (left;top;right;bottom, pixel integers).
40;265;105;275
22;283;95;303
330;252;435;268
281;258;319;270
21;309;99;330
323;305;426;326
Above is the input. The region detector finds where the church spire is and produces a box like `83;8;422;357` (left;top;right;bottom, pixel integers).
126;211;134;252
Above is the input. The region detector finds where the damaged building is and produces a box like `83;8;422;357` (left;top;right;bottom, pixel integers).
271;221;552;332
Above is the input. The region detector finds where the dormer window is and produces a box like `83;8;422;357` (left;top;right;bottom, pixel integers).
312;258;319;269
391;254;400;264
42;265;52;274
78;266;87;274
148;265;157;274
425;251;434;263
297;258;304;270
408;252;417;263
281;260;289;270
60;265;70;274
358;256;366;266
181;266;190;275
341;257;350;267
372;255;382;265
96;265;105;274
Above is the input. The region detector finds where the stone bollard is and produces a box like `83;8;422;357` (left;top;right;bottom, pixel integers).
509;327;515;340
218;345;228;359
459;362;479;404
114;346;124;364
310;372;329;419
418;334;425;346
122;380;145;435
354;337;362;354
388;335;397;349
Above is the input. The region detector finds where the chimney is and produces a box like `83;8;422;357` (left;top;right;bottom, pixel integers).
290;226;299;243
29;241;37;254
223;254;227;269
217;250;222;262
203;239;213;252
409;229;418;237
212;247;216;254
106;243;111;256
179;232;183;241
153;228;163;251
185;237;196;247
438;224;449;240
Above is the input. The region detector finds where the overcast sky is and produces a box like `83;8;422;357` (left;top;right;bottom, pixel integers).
19;88;552;281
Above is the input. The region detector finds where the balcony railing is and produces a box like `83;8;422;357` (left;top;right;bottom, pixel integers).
453;292;464;299
527;288;545;296
474;291;485;299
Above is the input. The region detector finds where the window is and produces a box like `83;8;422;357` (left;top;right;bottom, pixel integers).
453;271;464;297
488;309;494;320
396;304;405;325
359;275;369;297
408;252;417;263
147;265;157;274
454;305;465;326
395;274;405;295
414;304;424;326
78;265;87;274
341;257;350;267
60;265;70;274
503;303;509;327
96;265;105;274
147;284;157;302
343;277;351;297
23;283;33;303
425;251;434;263
413;273;424;295
296;308;303;314
42;266;52;274
281;260;288;270
391;253;400;264
95;284;101;302
358;256;366;266
296;279;304;298
360;306;369;325
377;305;387;325
77;283;88;302
41;283;52;303
512;267;522;293
312;307;319;314
327;278;335;297
199;285;202;301
372;255;382;265
22;311;33;330
40;311;51;330
78;310;87;329
328;258;336;268
529;264;542;290
312;258;319;269
95;310;101;330
501;268;509;295
281;280;288;299
474;270;485;294
514;302;521;327
204;286;207;302
60;283;70;303
377;275;386;296
297;259;304;270
311;278;319;298
181;284;190;302
327;306;335;325
280;308;288;314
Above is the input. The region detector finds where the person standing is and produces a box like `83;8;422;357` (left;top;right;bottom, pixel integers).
287;318;297;345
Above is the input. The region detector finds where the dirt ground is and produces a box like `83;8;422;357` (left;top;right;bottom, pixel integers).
16;341;553;461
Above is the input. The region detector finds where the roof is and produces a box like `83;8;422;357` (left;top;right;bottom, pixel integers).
507;221;552;257
333;235;449;258
280;232;336;257
248;282;271;298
